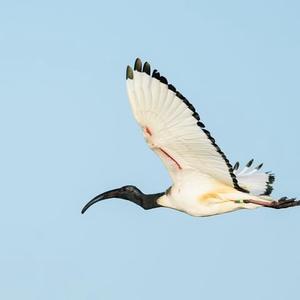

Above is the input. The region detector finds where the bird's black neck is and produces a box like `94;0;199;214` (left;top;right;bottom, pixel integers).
117;187;164;210
136;192;164;210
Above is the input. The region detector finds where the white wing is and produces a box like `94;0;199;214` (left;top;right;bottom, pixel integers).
233;160;275;196
126;58;247;192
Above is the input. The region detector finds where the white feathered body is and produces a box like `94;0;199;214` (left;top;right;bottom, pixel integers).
156;169;262;216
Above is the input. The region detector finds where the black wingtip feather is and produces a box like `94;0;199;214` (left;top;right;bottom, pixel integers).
192;112;200;120
168;84;176;92
143;62;151;75
246;159;254;167
152;69;161;79
233;162;240;171
256;163;263;170
126;66;133;80
269;174;275;184
265;185;273;196
262;173;275;196
134;58;142;71
176;91;184;100
197;121;205;128
159;76;168;85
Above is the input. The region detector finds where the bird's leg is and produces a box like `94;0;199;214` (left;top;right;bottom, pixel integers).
244;197;300;209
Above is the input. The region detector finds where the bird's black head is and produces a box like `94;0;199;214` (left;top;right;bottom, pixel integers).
81;185;163;214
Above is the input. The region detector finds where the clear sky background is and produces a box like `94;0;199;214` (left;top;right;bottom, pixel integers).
1;1;300;299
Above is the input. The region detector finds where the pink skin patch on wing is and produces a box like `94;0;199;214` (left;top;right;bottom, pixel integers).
159;147;182;170
143;126;181;170
145;126;152;136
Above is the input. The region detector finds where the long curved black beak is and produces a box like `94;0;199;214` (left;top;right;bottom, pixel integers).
81;188;125;214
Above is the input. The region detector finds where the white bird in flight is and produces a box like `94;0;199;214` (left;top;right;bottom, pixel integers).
82;58;299;217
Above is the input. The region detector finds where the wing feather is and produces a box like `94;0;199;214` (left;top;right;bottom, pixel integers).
126;58;247;192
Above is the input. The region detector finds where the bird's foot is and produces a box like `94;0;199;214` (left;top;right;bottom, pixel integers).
269;197;300;209
244;197;300;209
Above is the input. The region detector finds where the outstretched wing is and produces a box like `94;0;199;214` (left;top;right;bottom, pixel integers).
126;58;247;192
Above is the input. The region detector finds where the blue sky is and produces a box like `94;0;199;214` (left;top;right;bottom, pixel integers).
1;0;300;299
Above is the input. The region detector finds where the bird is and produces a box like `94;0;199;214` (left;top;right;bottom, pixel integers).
81;58;299;217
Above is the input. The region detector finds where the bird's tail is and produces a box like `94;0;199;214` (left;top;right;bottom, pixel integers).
233;159;275;196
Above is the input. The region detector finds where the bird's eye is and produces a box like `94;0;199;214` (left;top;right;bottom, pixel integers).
123;185;135;192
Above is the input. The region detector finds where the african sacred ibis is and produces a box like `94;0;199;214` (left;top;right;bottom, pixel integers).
81;58;300;217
